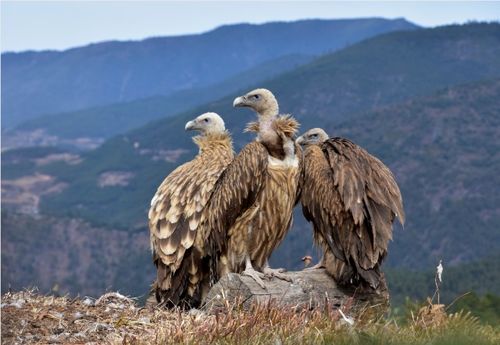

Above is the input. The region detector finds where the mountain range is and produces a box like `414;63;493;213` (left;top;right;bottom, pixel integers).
2;18;418;128
10;54;314;143
34;23;500;235
2;21;499;302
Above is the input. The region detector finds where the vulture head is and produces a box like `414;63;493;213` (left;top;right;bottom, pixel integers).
233;88;279;118
185;112;225;135
296;128;329;146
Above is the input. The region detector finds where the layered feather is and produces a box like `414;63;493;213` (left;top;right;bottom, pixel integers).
301;137;404;290
149;132;233;307
207;115;301;273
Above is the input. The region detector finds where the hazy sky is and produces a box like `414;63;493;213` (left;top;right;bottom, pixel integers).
2;1;500;52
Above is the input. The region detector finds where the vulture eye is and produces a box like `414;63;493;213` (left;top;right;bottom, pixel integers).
204;118;210;123
311;134;318;138
254;94;260;100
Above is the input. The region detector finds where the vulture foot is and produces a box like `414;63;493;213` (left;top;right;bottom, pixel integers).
242;267;267;289
263;267;293;283
303;262;325;271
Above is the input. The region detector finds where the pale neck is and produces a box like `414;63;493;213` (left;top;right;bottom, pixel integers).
258;109;278;122
257;101;279;119
257;114;277;130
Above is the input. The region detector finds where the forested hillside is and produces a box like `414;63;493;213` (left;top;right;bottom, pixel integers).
2;23;499;304
3;77;499;298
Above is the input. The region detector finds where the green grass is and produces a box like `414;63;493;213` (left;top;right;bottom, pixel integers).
146;308;499;345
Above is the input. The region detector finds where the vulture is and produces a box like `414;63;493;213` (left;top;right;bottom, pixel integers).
149;112;234;308
297;128;405;290
206;88;301;289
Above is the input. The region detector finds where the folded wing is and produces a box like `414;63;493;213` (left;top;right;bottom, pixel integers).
205;141;269;255
149;137;232;307
302;137;404;288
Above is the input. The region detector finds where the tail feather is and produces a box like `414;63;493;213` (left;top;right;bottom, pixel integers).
324;249;385;290
153;249;205;309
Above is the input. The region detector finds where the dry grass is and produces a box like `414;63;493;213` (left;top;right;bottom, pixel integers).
1;289;499;345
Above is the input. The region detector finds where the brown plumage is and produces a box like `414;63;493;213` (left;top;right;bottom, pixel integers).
207;88;301;288
149;112;234;308
297;128;405;290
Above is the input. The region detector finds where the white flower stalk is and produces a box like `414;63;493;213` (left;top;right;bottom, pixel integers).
436;260;443;283
434;259;444;304
338;309;355;326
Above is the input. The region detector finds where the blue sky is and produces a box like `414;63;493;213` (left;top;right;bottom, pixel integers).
2;1;500;52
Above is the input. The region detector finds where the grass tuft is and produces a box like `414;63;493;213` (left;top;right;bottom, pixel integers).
1;289;499;344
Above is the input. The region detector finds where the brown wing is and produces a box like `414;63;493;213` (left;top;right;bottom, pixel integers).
294;142;304;205
204;141;269;264
300;145;346;263
149;148;231;306
302;138;404;288
324;138;405;228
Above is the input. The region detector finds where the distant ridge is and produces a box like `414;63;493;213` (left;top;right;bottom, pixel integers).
2;17;416;54
2;18;419;127
12;54;314;143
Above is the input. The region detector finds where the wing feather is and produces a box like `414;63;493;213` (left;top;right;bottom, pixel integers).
301;147;346;262
149;136;233;306
301;138;404;288
324;138;405;228
324;138;404;281
205;141;269;255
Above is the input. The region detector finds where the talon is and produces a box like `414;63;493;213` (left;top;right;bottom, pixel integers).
303;262;325;271
242;268;267;289
263;267;292;282
275;272;293;282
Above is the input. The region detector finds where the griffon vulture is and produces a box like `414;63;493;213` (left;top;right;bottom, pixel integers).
297;128;404;290
206;88;301;288
149;112;234;307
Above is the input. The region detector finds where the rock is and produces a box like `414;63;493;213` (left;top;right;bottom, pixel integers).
203;269;389;318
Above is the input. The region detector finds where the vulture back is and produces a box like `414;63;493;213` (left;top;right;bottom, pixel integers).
301;137;404;289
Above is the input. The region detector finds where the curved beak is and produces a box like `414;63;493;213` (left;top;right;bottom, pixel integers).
185;120;197;131
233;96;246;107
296;135;305;146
